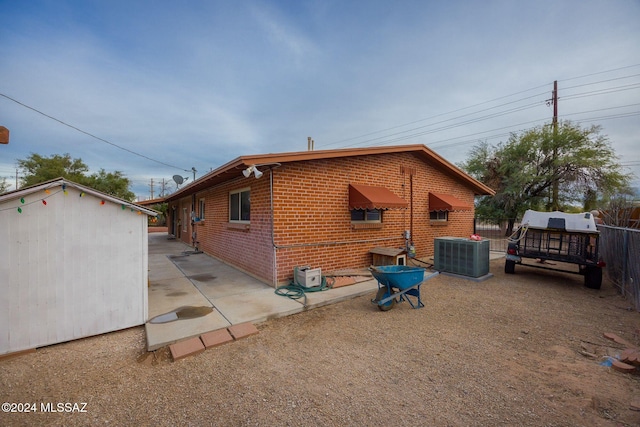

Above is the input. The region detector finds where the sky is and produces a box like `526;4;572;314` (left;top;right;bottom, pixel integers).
1;0;639;200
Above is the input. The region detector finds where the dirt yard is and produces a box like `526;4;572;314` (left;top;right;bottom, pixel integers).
1;258;639;426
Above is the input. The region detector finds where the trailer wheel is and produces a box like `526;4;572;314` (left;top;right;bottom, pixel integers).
584;266;602;289
505;259;516;274
375;287;396;311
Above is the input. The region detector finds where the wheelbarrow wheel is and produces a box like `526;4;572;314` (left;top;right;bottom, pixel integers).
375;287;396;311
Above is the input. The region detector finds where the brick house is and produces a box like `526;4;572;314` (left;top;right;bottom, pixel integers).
165;144;494;286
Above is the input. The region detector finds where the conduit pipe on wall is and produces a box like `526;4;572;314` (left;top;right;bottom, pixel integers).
410;173;414;250
242;162;281;287
270;168;277;287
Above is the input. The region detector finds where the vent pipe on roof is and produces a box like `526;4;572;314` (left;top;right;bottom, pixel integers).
307;136;314;151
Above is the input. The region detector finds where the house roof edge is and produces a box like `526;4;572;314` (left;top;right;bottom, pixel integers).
166;144;495;201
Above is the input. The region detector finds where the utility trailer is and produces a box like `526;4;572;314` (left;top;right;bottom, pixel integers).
505;210;605;289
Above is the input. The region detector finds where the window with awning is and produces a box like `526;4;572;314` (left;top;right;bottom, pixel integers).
349;184;408;210
429;192;472;211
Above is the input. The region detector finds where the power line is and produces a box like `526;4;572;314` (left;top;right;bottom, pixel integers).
319;65;640;151
561;73;640;92
344;100;547;149
0;93;191;172
561;83;640;101
318;84;550;148
334;101;640;152
421;110;640;152
566;102;640;116
558;64;640;83
335;95;548;149
339;95;640;150
329;80;638;150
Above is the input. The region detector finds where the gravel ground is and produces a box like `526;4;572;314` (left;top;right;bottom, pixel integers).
1;258;639;426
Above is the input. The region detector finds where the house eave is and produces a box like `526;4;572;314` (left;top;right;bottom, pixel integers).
165;144;495;201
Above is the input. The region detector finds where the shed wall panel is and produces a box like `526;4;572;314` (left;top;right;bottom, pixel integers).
0;186;148;355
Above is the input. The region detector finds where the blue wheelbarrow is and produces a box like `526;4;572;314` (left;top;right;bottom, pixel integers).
370;265;439;311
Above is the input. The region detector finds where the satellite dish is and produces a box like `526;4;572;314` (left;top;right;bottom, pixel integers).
172;175;184;185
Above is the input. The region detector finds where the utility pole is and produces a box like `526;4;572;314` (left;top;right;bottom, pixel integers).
149;178;154;199
15;168;18;190
551;80;559;211
552;80;558;127
158;178;167;197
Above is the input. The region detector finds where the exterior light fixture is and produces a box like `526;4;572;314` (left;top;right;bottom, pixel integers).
243;165;263;179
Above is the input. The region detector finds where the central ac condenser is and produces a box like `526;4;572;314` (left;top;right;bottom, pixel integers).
434;237;490;278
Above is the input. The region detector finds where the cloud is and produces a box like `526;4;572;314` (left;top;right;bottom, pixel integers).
1;0;639;196
249;4;317;64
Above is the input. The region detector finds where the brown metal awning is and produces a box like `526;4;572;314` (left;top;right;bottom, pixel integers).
429;192;472;211
349;184;408;210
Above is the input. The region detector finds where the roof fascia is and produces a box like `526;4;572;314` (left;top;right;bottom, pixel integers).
166;144;495;200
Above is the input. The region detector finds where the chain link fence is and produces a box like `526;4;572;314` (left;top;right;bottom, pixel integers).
474;218;520;253
598;225;640;311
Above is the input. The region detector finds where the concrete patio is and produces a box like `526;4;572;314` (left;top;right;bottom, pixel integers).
145;233;379;350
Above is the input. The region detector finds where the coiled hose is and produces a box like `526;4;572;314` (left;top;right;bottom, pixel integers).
274;267;335;307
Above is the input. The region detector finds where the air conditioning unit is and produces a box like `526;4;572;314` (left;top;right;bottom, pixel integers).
434;237;490;278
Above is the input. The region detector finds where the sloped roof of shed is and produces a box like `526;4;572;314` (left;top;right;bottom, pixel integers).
166;144;495;202
0;177;158;216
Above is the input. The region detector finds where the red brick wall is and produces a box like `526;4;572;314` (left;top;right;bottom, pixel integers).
270;153;475;284
168;174;276;284
168;152;476;286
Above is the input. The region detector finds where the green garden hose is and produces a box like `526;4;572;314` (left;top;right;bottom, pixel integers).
274;270;334;307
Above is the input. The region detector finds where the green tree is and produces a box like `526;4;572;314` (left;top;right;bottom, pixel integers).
84;169;135;201
17;153;135;201
149;202;168;226
18;153;88;186
0;177;9;194
460;121;632;233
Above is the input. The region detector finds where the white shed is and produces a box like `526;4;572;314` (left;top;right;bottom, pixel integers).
0;178;157;355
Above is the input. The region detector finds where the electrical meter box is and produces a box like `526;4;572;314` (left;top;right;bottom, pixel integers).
294;266;322;288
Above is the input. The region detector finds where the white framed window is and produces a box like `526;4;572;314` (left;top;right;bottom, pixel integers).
351;208;382;223
198;198;206;220
430;210;448;221
229;188;250;222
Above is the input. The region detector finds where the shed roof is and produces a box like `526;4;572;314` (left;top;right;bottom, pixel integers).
0;178;158;216
166;144;495;202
